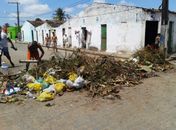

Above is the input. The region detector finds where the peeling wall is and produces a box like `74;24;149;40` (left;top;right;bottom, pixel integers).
57;3;176;53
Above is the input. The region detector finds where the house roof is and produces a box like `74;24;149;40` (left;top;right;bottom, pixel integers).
85;2;176;15
27;20;44;27
45;20;63;28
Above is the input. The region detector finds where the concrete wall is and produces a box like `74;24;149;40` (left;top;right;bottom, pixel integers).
56;3;176;53
36;23;57;45
168;13;176;52
58;4;145;52
21;21;37;43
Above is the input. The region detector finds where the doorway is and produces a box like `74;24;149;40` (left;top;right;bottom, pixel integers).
42;30;44;45
36;30;38;42
101;24;107;51
81;27;87;48
167;21;174;54
31;30;34;42
145;21;158;46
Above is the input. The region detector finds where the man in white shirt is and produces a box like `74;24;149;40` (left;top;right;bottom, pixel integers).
0;25;17;67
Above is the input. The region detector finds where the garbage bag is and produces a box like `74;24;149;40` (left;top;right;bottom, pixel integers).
57;79;67;84
66;80;74;88
43;68;56;76
27;83;42;91
44;75;57;84
4;87;21;96
37;91;55;102
22;74;35;83
54;82;65;93
66;76;85;89
68;72;78;82
43;85;56;93
74;76;85;89
36;77;49;89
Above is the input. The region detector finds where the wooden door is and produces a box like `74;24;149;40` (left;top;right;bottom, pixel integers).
101;24;107;51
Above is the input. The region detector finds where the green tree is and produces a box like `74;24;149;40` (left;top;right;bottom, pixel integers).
53;8;70;22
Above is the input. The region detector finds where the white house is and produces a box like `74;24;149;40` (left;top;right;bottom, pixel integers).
21;19;44;43
36;20;61;45
57;2;176;54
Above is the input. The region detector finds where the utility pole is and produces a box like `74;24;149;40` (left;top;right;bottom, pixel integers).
160;0;169;58
8;1;20;32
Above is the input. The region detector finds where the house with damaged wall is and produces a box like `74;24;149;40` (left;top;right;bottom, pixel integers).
57;2;176;54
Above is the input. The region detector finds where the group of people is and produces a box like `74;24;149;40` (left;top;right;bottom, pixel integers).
45;32;58;52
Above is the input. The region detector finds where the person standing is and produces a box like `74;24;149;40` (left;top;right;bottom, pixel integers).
51;32;57;52
0;25;17;67
45;33;51;50
63;34;68;48
155;34;161;49
26;41;44;71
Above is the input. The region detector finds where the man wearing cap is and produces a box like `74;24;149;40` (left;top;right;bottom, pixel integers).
0;25;17;67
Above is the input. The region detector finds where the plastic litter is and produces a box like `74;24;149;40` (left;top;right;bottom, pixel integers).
36;77;49;89
1;62;9;75
22;74;35;83
4;87;21;96
74;76;85;89
68;72;78;82
43;85;56;93
26;91;36;99
44;75;57;84
27;83;42;91
66;76;85;89
37;91;55;102
54;82;65;93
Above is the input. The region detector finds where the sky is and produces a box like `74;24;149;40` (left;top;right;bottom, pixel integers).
0;0;176;26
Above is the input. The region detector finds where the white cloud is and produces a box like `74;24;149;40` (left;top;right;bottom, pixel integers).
64;3;89;14
93;0;106;3
7;0;37;5
76;3;89;9
64;7;74;13
119;0;135;6
8;0;51;18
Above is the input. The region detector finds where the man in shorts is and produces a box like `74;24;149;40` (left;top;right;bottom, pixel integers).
0;25;17;67
51;32;57;52
26;41;44;71
45;33;51;50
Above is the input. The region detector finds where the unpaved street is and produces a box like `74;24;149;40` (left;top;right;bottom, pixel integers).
0;43;176;130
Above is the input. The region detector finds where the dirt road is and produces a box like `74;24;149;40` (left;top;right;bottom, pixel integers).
0;43;176;130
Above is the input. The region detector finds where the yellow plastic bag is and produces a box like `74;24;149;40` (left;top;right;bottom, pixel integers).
27;83;42;91
37;91;55;102
68;72;78;82
54;82;65;93
44;75;57;84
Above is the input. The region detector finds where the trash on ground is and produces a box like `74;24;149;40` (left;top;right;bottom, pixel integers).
0;49;174;104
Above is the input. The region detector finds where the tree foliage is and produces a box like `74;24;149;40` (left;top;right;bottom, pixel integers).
53;8;70;22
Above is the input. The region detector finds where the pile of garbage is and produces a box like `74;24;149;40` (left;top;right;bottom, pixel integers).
0;49;173;103
24;52;156;99
133;47;173;71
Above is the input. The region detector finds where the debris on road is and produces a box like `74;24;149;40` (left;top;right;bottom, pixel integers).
0;49;174;103
133;47;174;71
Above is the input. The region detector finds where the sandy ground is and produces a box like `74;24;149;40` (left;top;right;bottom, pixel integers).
0;43;176;130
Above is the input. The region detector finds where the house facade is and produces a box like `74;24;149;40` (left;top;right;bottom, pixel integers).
36;20;61;45
21;20;44;43
57;2;176;53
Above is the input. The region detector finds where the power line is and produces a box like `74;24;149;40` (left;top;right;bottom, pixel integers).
70;6;138;19
66;0;90;8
